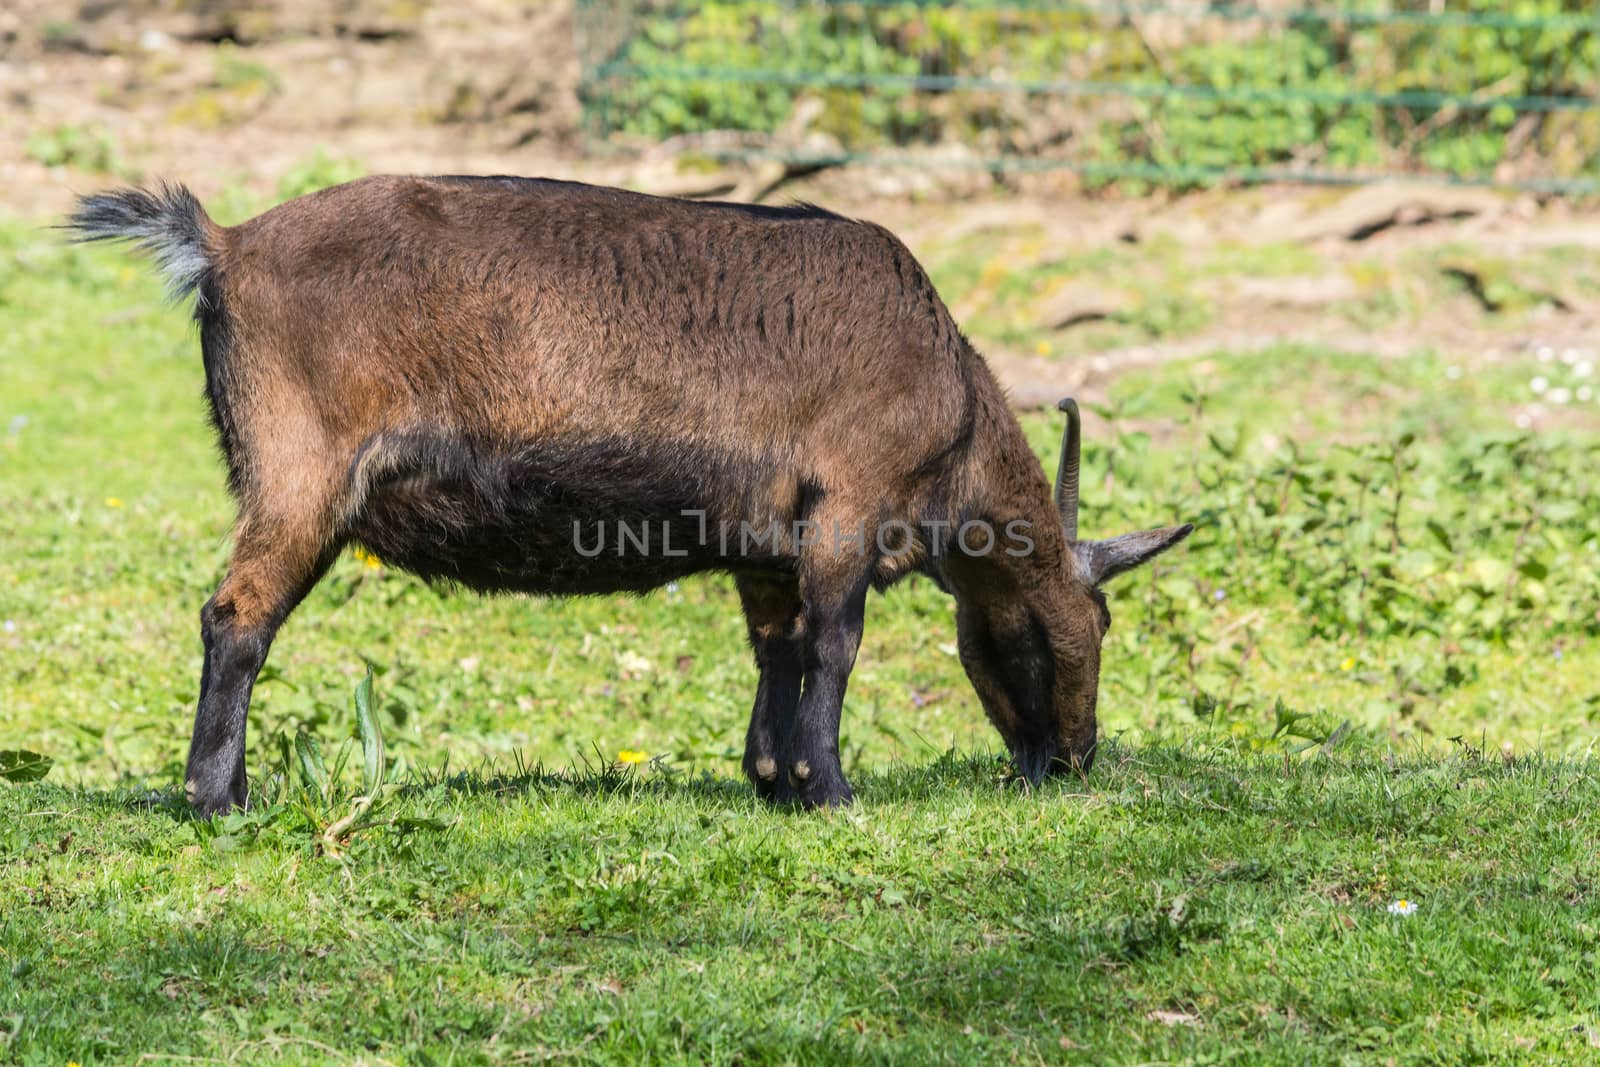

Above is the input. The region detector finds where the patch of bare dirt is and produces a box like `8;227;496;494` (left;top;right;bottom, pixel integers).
1;0;590;215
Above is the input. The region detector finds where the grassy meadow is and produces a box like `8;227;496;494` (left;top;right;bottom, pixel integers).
2;203;1599;1064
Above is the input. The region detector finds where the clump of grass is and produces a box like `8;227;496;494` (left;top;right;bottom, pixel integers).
276;150;366;200
24;123;134;178
192;669;453;858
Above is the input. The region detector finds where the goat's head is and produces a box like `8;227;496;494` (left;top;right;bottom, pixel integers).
950;398;1192;781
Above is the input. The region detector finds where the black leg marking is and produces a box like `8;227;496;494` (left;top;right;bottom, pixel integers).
185;600;270;816
185;551;334;817
778;574;870;809
736;576;805;800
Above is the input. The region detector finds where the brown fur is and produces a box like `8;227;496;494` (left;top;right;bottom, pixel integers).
69;174;1191;816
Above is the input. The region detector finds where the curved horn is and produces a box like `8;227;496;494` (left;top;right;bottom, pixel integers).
1055;397;1081;541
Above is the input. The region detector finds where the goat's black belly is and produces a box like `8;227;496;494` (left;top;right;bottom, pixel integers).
344;434;790;596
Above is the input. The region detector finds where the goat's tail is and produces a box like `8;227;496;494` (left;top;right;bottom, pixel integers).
65;183;221;303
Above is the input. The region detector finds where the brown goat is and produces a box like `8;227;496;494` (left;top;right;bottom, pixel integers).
68;175;1192;816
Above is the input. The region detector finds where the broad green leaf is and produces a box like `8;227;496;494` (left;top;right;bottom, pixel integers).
1426;520;1453;552
295;730;328;799
0;750;52;783
355;667;385;796
1270;698;1310;740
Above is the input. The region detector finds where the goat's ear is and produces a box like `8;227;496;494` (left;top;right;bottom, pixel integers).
1072;524;1194;586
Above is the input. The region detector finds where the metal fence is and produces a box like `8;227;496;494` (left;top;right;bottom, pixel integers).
575;1;1600;192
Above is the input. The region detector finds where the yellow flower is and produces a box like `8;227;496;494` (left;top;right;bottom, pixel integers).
105;497;123;508
617;749;649;765
352;546;383;570
1034;340;1051;356
1339;656;1355;671
977;260;1008;288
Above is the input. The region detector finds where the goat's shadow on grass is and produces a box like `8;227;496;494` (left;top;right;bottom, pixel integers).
9;747;1045;825
14;738;1593;832
397;736;1594;804
7;775;192;824
403;746;1006;807
419;763;758;809
385;741;1068;813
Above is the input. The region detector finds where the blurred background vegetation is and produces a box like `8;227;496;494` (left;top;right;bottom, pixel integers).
579;0;1600;190
3;1;1596;205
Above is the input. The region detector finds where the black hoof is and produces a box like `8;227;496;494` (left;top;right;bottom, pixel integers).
783;759;853;810
745;754;782;800
186;775;246;819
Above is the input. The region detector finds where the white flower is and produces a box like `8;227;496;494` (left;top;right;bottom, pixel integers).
1561;348;1582;366
1387;898;1418;916
616;650;653;675
1;620;13;633
1537;346;1555;363
1578;386;1594;403
1575;361;1593;379
1530;376;1549;395
1549;387;1573;406
1444;365;1463;380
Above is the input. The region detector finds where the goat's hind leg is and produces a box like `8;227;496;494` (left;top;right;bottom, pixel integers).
736;575;805;799
186;491;339;817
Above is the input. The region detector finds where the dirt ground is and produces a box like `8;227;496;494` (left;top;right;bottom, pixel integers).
5;0;1599;410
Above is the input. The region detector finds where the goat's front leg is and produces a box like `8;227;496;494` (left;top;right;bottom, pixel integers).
736;576;805;799
778;560;871;809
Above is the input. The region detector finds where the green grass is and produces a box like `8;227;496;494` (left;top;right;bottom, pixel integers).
2;215;1598;1063
6;749;1599;1063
